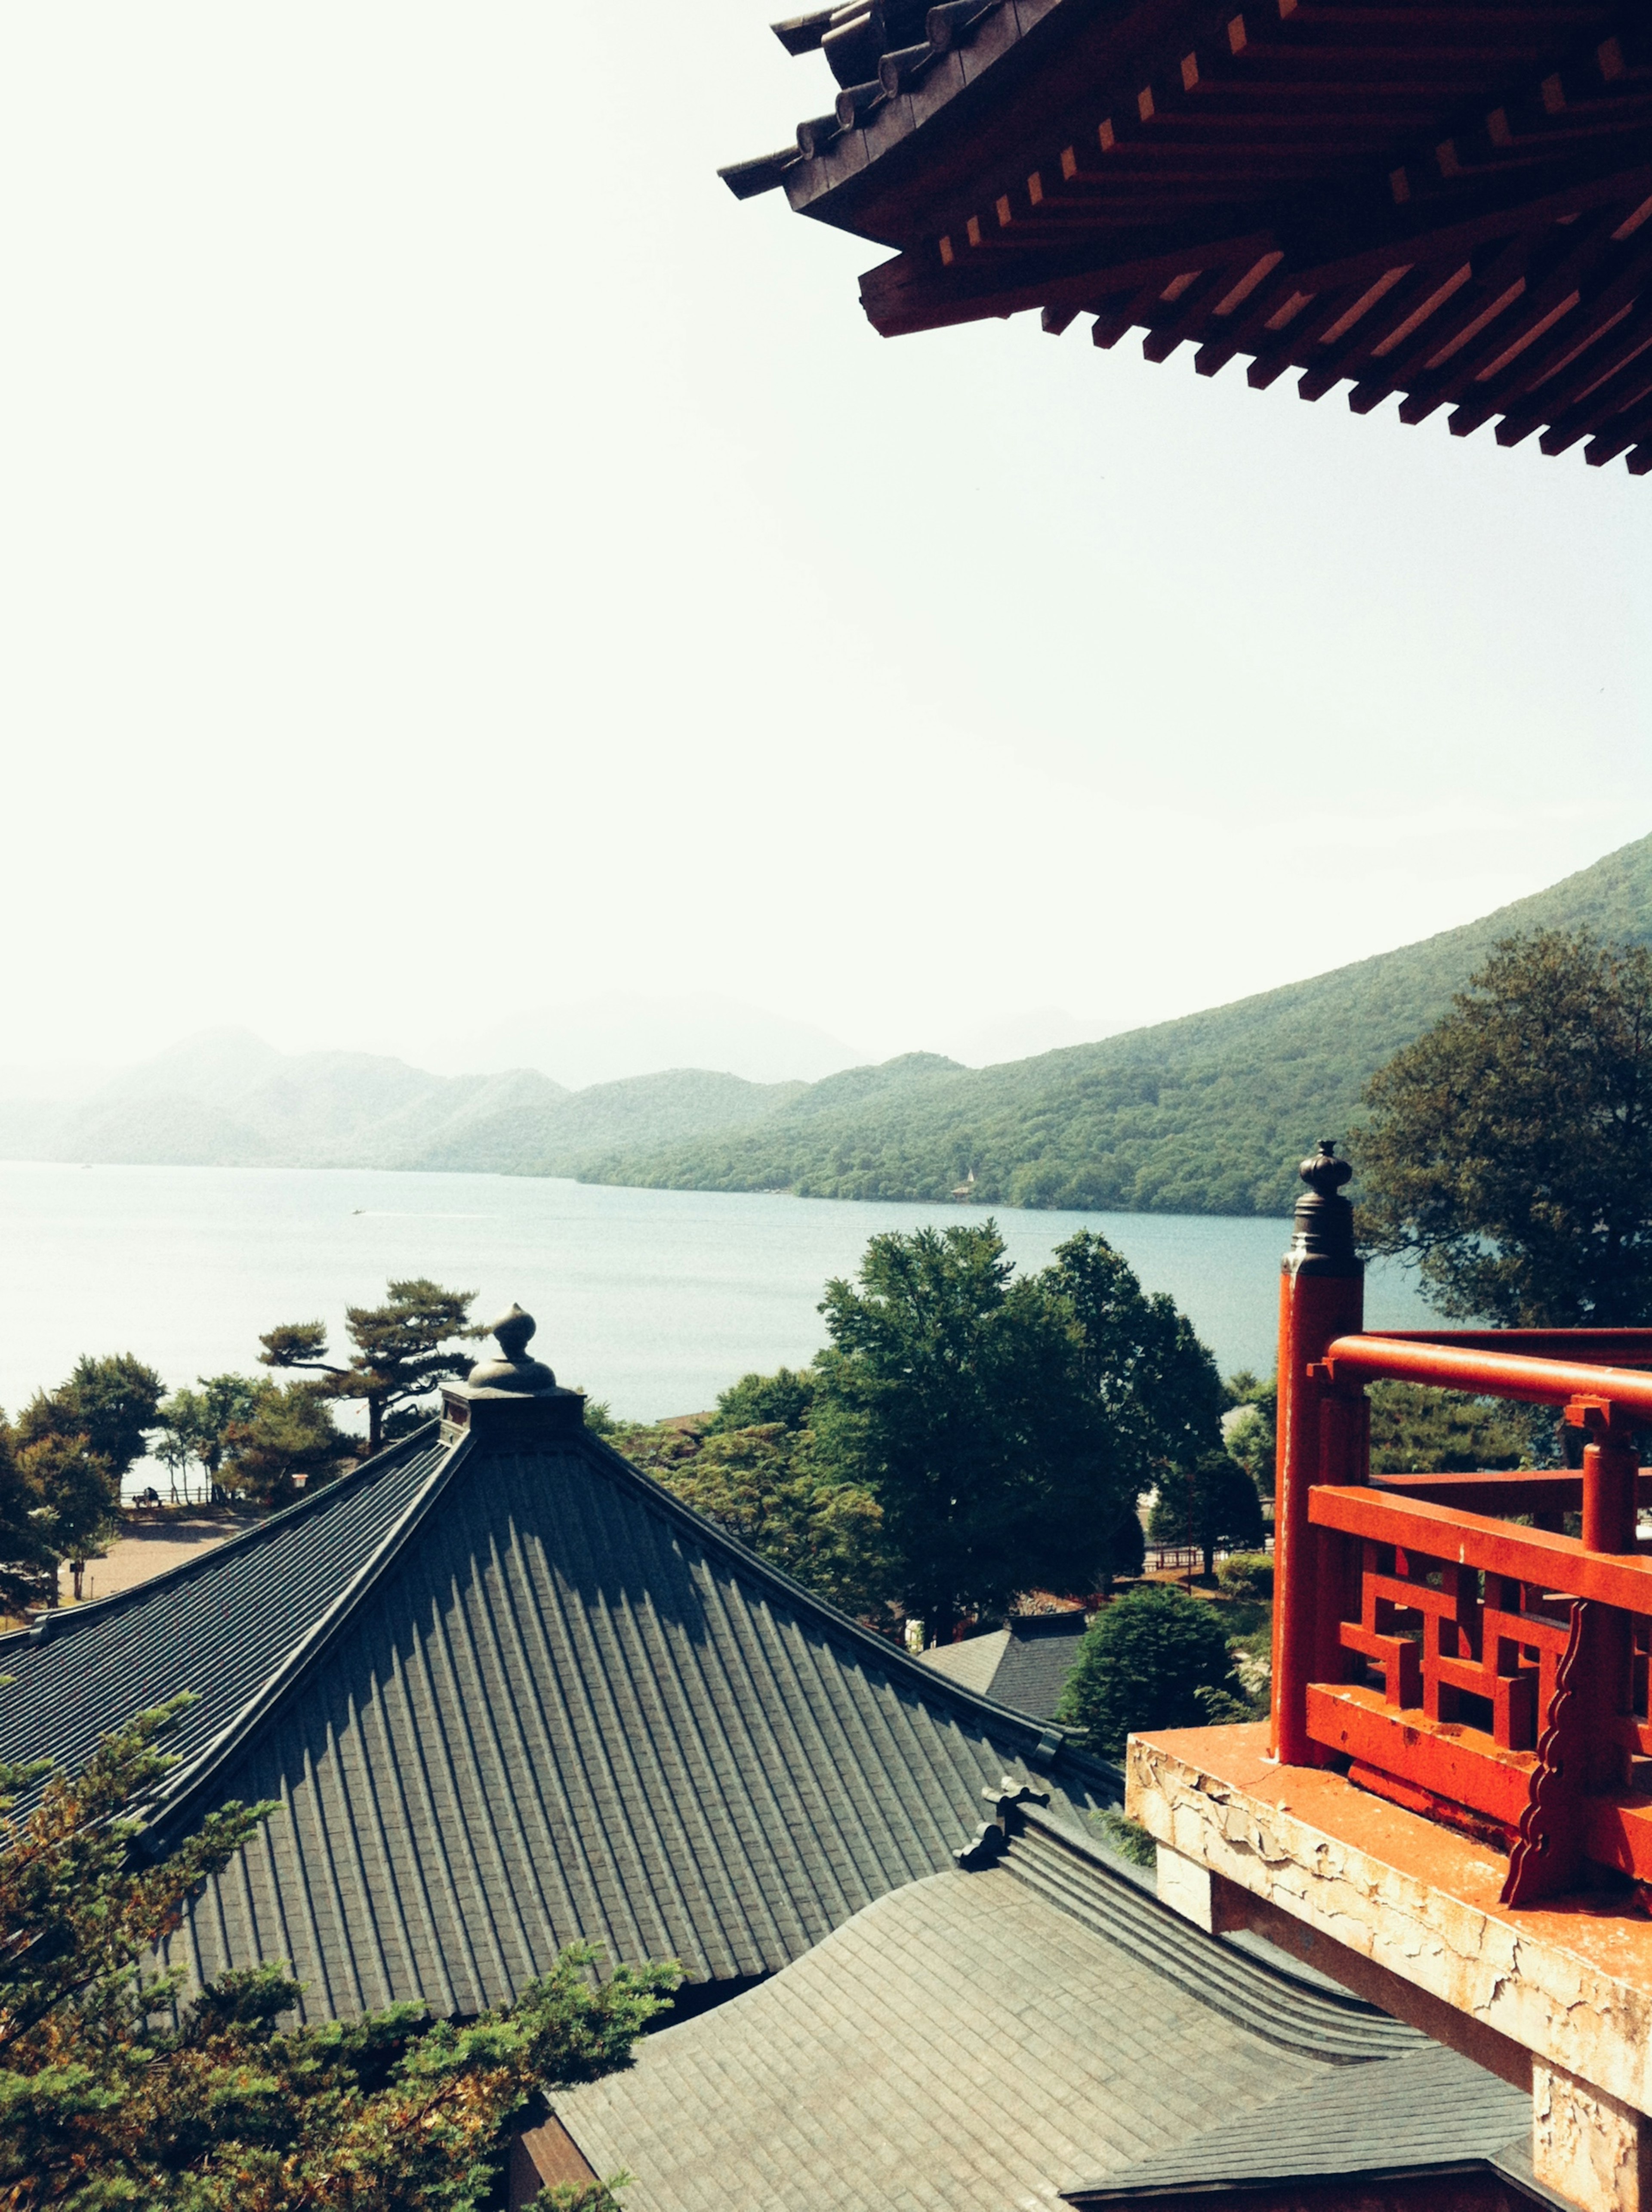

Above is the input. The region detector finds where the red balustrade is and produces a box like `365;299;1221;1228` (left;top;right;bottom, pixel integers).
1269;1142;1652;1904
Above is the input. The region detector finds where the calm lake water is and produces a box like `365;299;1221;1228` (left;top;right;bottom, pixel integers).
0;1163;1434;1442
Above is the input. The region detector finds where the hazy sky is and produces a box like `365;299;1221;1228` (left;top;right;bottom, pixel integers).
3;3;1646;1074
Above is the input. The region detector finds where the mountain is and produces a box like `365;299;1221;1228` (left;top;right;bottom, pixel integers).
444;993;863;1088
0;1030;796;1176
577;832;1652;1217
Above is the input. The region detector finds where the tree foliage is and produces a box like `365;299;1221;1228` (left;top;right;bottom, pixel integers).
0;1420;59;1613
1147;1450;1265;1577
705;1368;816;1436
220;1382;351;1509
1056;1587;1241;1757
16;1354;165;1484
154;1376;266;1504
261;1281;480;1453
0;1698;677;2210
808;1224;1215;1634
1354;930;1652;1326
659;1422;891;1617
1367;1380;1557;1474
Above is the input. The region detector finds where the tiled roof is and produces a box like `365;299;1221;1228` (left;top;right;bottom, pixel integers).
552;1808;1493;2212
718;0;1029;207
0;1394;1118;2022
920;1613;1086;1718
1065;2042;1532;2203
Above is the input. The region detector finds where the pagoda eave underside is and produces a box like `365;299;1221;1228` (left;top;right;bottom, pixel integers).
743;0;1652;469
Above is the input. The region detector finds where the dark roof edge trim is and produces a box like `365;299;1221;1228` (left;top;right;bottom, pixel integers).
719;148;803;200
1;1425;443;1653
1063;2160;1517;2205
581;1428;1119;1795
138;1431;472;1851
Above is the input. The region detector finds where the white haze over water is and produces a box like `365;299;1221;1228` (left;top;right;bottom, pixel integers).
0;1163;1433;1443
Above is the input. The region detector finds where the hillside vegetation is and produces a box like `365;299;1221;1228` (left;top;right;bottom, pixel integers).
580;833;1652;1217
0;1028;800;1175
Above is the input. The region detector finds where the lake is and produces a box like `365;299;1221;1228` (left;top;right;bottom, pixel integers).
0;1162;1434;1448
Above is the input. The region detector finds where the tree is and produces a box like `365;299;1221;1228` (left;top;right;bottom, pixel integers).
706;1367;817;1435
1056;1587;1241;1757
0;1695;677;2211
1223;1372;1277;1499
1368;1380;1557;1474
811;1223;1132;1638
1047;1232;1227;1480
221;1381;350;1509
15;1435;120;1601
16;1352;165;1481
1147;1449;1266;1579
157;1374;267;1503
658;1421;891;1617
0;1418;58;1615
261;1280;480;1453
1353;929;1652;1326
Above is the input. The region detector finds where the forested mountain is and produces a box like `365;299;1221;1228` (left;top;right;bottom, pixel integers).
6;835;1649;1212
0;1029;799;1174
579;833;1652;1217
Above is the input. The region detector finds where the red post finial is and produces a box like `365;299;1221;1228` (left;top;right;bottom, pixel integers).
1272;1141;1365;1765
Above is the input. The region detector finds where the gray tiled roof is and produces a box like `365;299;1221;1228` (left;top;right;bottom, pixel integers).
553;1811;1455;2212
0;1401;1117;2022
1064;2043;1530;2203
919;1614;1087;1720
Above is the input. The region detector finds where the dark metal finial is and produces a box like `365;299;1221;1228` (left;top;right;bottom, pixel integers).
466;1302;558;1393
1299;1139;1353;1198
1285;1139;1360;1279
492;1304;536;1361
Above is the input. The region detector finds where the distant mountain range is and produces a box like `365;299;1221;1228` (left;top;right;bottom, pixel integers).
578;831;1652;1216
5;833;1649;1212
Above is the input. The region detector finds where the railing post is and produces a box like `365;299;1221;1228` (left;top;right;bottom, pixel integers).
1272;1141;1365;1766
1578;1409;1640;1792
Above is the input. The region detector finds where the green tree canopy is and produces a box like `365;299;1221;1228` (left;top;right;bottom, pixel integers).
17;1352;164;1481
0;1418;58;1614
0;1696;676;2210
261;1280;480;1453
1147;1449;1265;1579
811;1223;1147;1635
1353;929;1652;1325
221;1380;350;1509
706;1366;817;1435
1057;1586;1241;1758
156;1374;267;1503
660;1421;891;1617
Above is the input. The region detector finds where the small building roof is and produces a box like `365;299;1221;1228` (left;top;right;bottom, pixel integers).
0;1342;1117;2023
723;0;1652;474
918;1610;1088;1718
552;1805;1526;2212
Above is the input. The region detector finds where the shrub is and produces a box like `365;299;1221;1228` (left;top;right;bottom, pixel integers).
1057;1586;1240;1758
1216;1552;1273;1600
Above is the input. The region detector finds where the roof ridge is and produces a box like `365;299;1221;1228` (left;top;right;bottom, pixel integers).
579;1428;1124;1798
0;1424;443;1653
1007;1810;1422;2058
139;1431;468;1849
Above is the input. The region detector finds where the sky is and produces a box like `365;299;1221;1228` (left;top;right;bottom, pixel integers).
1;3;1647;1077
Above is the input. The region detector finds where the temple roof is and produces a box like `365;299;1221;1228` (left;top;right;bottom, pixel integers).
917;1609;1088;1718
553;1806;1529;2212
0;1381;1116;2022
723;0;1652;472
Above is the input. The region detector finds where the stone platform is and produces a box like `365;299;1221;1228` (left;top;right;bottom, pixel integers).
1128;1721;1652;2212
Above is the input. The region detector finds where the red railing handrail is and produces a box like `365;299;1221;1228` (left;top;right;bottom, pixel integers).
1321;1331;1652;1416
1363;1328;1652;1368
1310;1483;1652;1613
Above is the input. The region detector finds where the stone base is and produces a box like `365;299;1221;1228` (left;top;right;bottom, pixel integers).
1130;1721;1652;2212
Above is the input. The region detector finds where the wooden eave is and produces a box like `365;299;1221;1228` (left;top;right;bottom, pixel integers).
724;0;1652;470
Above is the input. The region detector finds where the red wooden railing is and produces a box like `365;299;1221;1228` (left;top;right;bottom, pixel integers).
1270;1143;1652;1905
